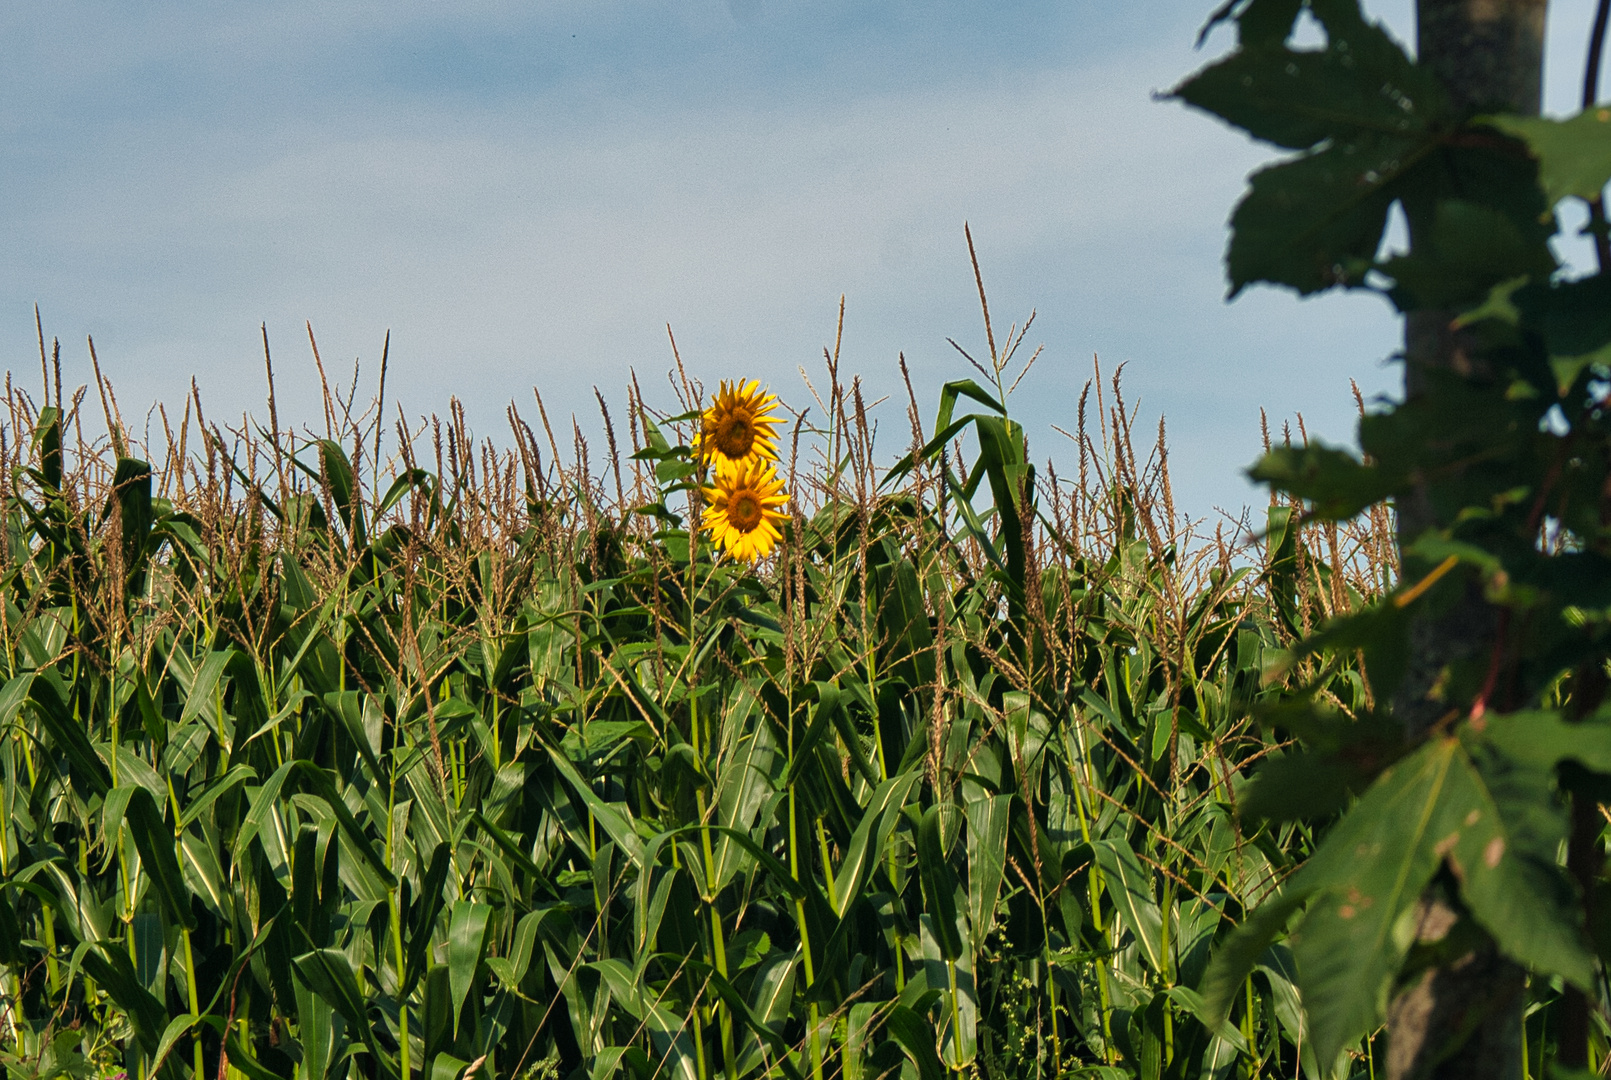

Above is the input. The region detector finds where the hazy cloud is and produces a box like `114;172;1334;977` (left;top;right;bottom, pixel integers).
1;0;1604;515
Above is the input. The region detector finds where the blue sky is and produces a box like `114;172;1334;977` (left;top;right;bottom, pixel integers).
1;1;1604;517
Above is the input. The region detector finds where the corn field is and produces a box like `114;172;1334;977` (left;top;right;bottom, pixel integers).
0;301;1404;1080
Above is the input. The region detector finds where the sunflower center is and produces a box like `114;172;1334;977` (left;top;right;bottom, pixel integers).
713;413;756;458
729;493;762;531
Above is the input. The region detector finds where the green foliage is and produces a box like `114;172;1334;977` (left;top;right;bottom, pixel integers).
21;3;1611;1077
1176;0;1553;308
1184;0;1611;1072
0;305;1390;1080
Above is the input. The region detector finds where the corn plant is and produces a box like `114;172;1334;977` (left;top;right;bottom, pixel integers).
0;282;1395;1080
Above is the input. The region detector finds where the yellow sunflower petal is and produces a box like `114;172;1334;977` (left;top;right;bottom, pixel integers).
697;378;783;471
701;456;789;562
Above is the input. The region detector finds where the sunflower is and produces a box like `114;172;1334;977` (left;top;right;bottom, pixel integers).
697;379;782;469
702;457;789;562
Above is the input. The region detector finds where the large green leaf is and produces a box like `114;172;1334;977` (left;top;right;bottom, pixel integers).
964;795;1011;950
1515;273;1611;392
1488;107;1611;206
294;947;399;1079
1248;442;1399;521
78;943;170;1056
831;768;922;915
110;785;196;930
883;1005;945;1080
1225;135;1408;296
917;805;964;961
1093;835;1164;975
1446;739;1592;992
1478;708;1611;774
1174;21;1439;153
447;900;492;1037
1276;729;1593;1067
1380;199;1556;312
1283;740;1453;1067
1175;0;1446;298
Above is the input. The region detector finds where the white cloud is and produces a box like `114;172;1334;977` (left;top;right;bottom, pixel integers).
3;0;1605;515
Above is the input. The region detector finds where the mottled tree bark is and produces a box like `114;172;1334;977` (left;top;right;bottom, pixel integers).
1387;4;1548;1078
1418;0;1547;114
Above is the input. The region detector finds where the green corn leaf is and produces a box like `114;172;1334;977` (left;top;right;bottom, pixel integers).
590;960;702;1080
918;805;965;961
782;696;838;788
874;551;937;689
1200;888;1309;1024
820;683;880;788
883;378;1005;488
406;843;453;991
323;689;386;784
145;1013;204;1080
934;378;1007;429
235;763;295;863
545;742;646;867
1093;835;1164;974
1165;986;1249;1055
748;953;797;1032
0;673;32;730
179;764;258;828
469;809;557;893
378;467;432;517
447;900;492;1038
180;830;230;916
884;1005;946;1080
287;760;396;886
22;672;113;798
292;970;342;1080
78;944;170;1055
294;439;365;548
224;1027;285;1080
117;785;196;929
32;405;63;489
835;769;922;914
0;890;19;966
843;1002;878;1080
965;795;1011;950
109;457;154;594
133;668;167;745
294;947;399;1080
655;957;805;1080
179;647;237;733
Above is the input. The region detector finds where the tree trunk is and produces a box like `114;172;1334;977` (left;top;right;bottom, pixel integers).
1417;0;1547;114
1388;4;1548;1078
